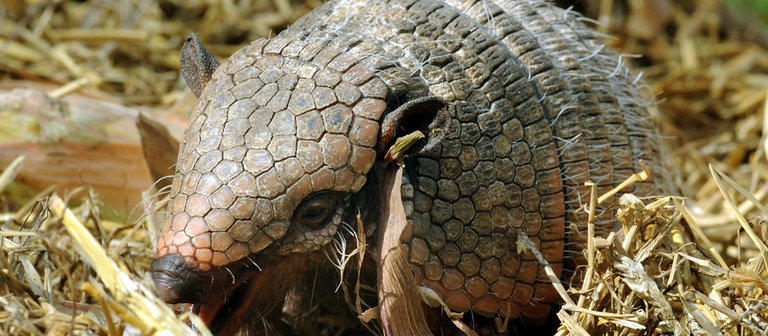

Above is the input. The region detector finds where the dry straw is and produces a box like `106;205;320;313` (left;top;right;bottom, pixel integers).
1;0;768;335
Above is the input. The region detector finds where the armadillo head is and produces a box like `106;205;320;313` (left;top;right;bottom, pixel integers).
150;34;447;334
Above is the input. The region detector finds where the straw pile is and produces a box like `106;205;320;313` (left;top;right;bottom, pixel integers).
0;0;766;335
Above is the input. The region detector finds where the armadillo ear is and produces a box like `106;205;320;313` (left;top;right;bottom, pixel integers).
378;96;450;158
180;33;220;98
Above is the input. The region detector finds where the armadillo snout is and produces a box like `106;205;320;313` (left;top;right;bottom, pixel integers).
151;254;211;304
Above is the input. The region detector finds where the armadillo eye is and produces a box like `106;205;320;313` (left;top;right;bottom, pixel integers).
294;193;336;227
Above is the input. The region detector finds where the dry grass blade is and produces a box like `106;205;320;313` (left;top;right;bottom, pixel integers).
384;130;425;162
377;149;431;335
555;310;590;336
517;232;574;308
47;194;199;335
0;155;24;193
418;286;479;336
708;165;768;264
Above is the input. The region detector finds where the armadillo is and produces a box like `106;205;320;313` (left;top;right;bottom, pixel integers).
150;0;664;334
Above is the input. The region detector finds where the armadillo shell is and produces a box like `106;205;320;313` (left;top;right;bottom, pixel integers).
161;0;665;326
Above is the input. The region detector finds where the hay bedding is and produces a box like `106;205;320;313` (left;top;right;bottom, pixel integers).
1;0;767;335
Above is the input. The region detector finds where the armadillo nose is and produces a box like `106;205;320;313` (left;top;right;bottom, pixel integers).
150;254;209;304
